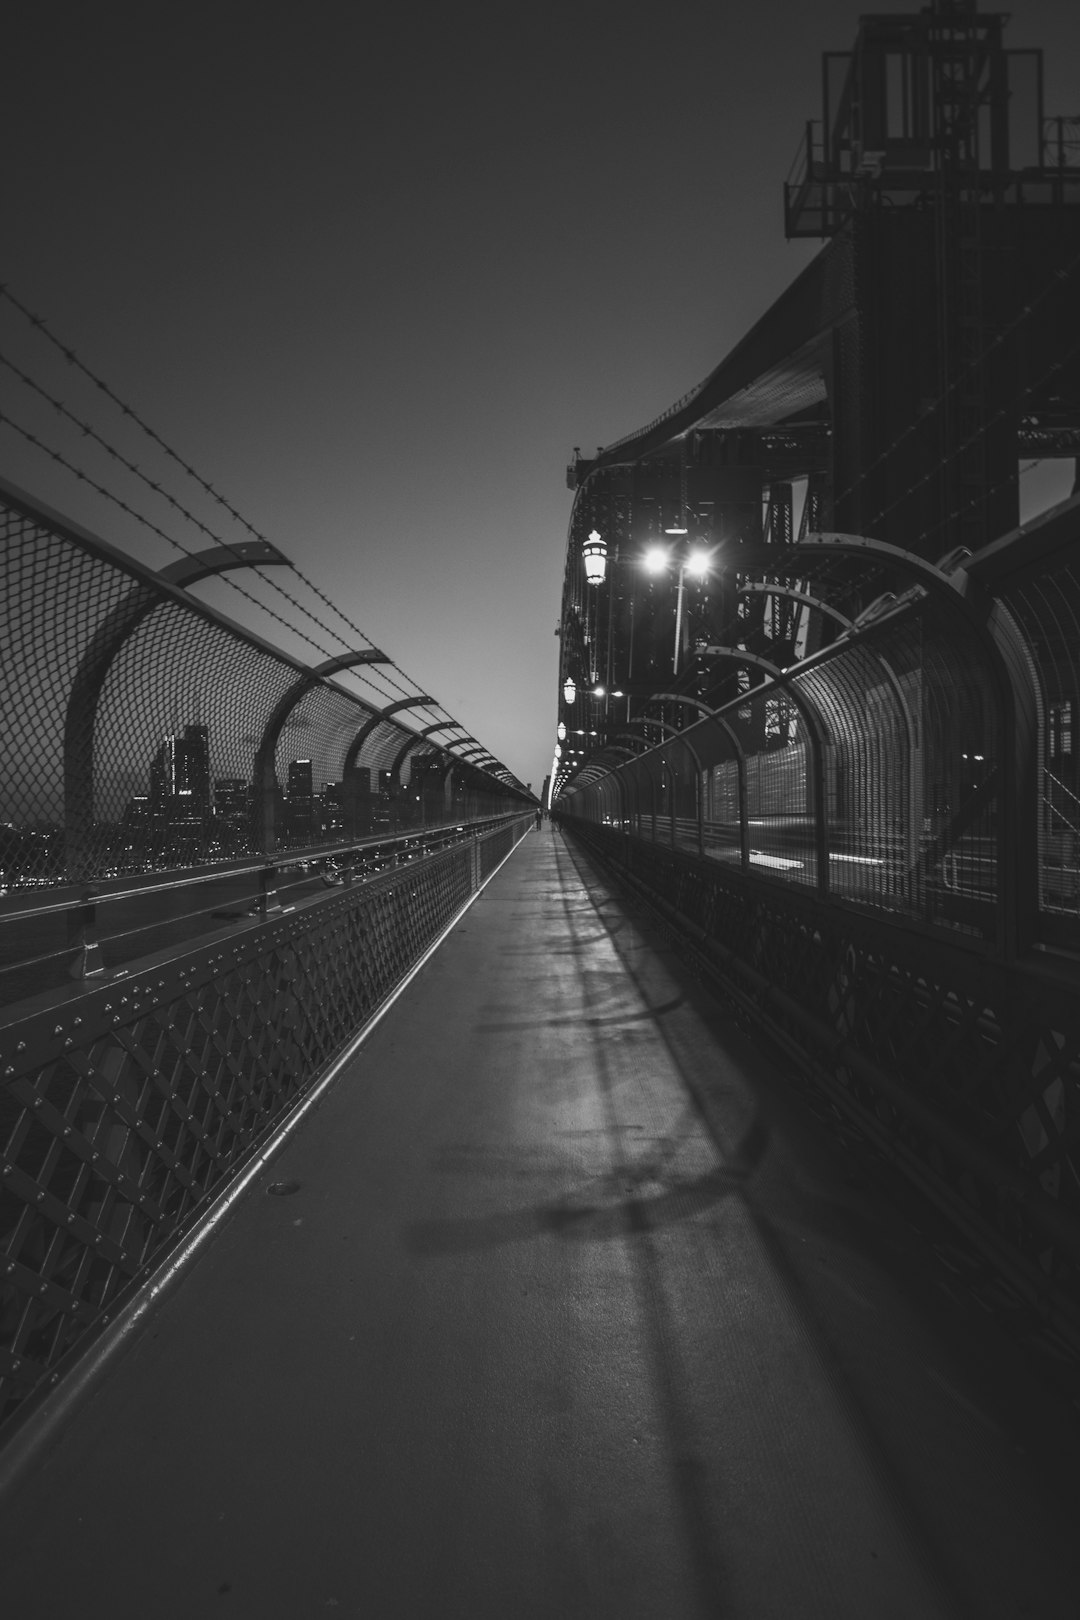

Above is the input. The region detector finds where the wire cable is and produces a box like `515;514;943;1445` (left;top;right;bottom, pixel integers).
0;285;478;737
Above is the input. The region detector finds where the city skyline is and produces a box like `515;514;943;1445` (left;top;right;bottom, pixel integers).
3;3;1079;796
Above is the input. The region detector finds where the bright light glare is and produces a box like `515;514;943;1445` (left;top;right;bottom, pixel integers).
644;547;668;574
686;551;710;579
748;851;804;870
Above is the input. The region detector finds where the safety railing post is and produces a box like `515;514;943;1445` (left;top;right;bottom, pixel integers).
259;863;281;920
67;886;104;978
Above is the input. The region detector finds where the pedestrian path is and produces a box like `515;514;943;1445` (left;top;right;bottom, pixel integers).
2;824;1078;1619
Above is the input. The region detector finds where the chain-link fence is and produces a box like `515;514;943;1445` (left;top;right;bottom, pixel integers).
554;503;1080;1348
0;480;530;894
0;815;529;1433
557;510;1080;948
0;479;536;1433
0;481;533;999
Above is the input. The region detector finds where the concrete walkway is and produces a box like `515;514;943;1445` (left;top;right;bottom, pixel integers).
2;824;1078;1619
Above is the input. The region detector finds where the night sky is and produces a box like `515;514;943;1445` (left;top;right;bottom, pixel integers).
3;1;1079;795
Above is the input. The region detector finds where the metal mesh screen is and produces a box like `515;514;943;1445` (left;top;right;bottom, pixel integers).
0;815;531;1431
561;815;1080;1354
1000;560;1080;919
0;484;527;896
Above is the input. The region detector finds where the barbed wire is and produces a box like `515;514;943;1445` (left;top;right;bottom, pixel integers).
0;282;381;652
0;405;485;757
0;290;504;767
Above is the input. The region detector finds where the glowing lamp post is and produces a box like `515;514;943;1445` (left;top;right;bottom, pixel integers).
644;545;711;674
583;530;607;585
563;675;576;705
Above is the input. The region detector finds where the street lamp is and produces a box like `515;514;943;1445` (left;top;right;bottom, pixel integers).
643;545;712;673
583;530;607;585
563;675;577;705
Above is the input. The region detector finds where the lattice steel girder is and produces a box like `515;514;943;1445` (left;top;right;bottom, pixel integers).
646;692;717;718
737;581;854;630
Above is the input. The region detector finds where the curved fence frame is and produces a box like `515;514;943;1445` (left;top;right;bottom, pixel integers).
0;477;530;899
554;508;1080;1344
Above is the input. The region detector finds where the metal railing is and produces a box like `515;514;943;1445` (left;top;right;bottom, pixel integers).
554;507;1080;1346
0;479;536;1434
0;813;530;1432
0;817;517;1004
0;477;529;895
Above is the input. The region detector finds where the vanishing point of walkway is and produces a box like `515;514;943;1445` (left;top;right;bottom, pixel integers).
2;825;1078;1619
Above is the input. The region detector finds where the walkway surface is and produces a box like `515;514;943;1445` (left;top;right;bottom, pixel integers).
2;825;1079;1619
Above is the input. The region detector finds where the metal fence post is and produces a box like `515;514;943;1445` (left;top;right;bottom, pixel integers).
67;886;104;978
259;863;281;919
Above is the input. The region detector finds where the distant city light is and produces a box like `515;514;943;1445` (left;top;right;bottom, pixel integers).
644;547;668;574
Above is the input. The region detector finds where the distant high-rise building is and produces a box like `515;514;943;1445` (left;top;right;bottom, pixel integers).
150;725;212;833
285;759;315;843
183;725;211;819
213;777;252;854
122;794;150;830
320;780;344;834
214;778;250;823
